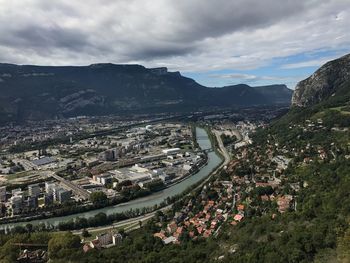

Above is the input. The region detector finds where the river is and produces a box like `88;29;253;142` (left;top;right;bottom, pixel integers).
0;127;222;229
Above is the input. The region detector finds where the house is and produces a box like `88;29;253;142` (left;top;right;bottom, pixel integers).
237;204;245;212
163;236;177;245
203;229;212;238
112;233;123;245
233;214;244;222
196;226;204;234
154;232;166;240
167;221;177;234
89;240;101;249
173;227;184;239
83;244;93;253
277;195;293;213
97;232;111;247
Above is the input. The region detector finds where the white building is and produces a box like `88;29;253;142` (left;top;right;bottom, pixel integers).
112;233;123;245
93;174;113;185
45;182;57;195
162;148;180;155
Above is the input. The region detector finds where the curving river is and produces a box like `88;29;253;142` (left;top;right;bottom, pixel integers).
0;127;222;229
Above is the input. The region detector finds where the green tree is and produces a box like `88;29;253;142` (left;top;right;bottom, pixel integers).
90;191;108;205
82;229;90;238
48;232;81;259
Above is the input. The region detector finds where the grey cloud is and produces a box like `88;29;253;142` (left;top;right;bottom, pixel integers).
124;42;198;60
166;0;308;42
10;25;89;51
0;0;310;62
0;0;348;74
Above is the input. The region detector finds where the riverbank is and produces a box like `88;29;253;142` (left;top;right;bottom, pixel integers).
71;126;231;235
0;152;208;225
0;127;222;231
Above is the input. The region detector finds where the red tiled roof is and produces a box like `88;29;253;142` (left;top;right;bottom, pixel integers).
234;214;244;222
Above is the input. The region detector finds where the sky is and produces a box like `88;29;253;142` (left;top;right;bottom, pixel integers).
0;0;349;89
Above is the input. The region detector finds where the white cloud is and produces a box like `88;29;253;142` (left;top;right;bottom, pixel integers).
0;0;348;75
281;59;329;69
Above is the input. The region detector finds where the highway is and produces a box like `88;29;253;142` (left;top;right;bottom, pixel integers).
73;205;172;235
213;130;231;167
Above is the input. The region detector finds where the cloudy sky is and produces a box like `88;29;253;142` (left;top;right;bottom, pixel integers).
0;0;349;89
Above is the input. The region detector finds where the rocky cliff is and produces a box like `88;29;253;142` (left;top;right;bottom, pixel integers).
292;53;350;107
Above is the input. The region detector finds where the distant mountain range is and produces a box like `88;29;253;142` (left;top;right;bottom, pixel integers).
0;63;292;123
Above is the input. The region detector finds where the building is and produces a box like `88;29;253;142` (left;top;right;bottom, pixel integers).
163;236;177;245
183;164;192;171
93;174;113;185
85;158;100;168
277;195;293;213
56;189;72;204
112;233;123;245
0;203;5;217
233;214;244;222
159;173;175;183
0;186;6;202
44;193;54;206
96;232;113;246
111;168;152;184
99;148;119;161
31;156;56;166
28;184;41;197
45;182;57;195
162;148;181;155
83;244;93;253
26;196;38;208
10;195;23;214
89;240;101;249
12;188;23;196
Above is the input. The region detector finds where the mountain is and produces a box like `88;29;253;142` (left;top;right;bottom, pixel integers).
210;53;350;262
292;53;350;107
277;53;350;129
2;56;349;263
0;63;292;123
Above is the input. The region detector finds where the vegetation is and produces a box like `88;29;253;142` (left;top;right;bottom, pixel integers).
2;83;350;262
90;191;108;205
220;134;237;146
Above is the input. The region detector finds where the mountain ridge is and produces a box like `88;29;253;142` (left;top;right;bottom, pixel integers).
0;63;292;123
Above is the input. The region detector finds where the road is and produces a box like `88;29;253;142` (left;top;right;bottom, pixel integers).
73;204;172;235
213;130;231;167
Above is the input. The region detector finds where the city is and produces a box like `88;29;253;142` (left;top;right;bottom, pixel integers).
1;1;350;262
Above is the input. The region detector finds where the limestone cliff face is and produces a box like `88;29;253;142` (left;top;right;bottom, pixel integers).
292;53;350;107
